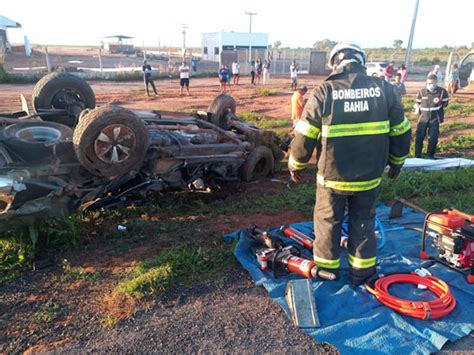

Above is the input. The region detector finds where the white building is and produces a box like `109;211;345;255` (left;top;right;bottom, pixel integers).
0;15;22;52
201;31;268;62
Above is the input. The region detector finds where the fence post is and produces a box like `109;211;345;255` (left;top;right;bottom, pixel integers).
98;47;103;73
282;50;286;74
44;47;51;73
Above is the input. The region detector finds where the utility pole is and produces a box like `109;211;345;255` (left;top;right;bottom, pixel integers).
245;12;257;63
245;11;257;33
181;24;188;61
405;0;420;69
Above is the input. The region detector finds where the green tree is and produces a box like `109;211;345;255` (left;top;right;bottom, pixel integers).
393;39;403;49
273;41;282;50
313;39;336;51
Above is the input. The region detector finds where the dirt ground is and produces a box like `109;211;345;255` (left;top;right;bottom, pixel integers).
1;76;473;353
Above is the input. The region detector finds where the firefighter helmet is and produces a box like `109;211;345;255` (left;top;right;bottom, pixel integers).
329;42;366;69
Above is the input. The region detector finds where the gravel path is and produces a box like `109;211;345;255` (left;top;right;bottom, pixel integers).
58;269;336;353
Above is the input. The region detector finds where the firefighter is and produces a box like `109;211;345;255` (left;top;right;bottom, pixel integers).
288;42;411;285
414;74;449;159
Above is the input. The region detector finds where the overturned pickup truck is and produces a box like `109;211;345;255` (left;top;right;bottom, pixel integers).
0;72;285;219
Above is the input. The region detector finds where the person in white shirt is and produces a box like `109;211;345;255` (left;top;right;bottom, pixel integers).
232;61;241;85
179;62;190;96
428;65;444;86
263;59;271;85
290;60;298;90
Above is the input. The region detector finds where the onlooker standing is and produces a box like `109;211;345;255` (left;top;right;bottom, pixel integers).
291;85;308;125
218;64;231;93
232;61;241;85
290;60;298;90
384;61;395;81
399;64;408;83
263;59;271;85
429;65;444;85
414;74;449;159
447;64;460;95
255;58;262;84
250;60;256;85
179;62;191;96
191;57;198;72
142;60;158;96
392;73;406;98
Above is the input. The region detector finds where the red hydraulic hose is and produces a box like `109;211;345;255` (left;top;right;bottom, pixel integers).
365;273;456;320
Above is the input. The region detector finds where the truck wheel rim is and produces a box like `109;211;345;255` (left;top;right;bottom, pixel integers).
15;126;62;142
94;124;136;164
51;89;85;109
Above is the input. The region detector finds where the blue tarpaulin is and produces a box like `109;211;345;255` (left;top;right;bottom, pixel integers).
224;205;474;354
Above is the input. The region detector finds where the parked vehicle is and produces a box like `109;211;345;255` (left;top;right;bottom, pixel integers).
0;72;285;220
365;62;389;77
445;50;474;89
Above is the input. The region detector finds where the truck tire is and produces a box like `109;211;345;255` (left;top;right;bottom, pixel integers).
2;121;73;161
73;106;149;178
207;94;236;129
241;146;274;182
32;72;96;126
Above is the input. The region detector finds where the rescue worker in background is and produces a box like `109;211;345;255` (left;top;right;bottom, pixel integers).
428;64;444;85
288;42;411;285
291;86;308;126
414;74;449;159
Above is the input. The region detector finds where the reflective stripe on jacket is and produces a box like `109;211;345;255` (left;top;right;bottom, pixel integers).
289;62;412;193
415;87;449;122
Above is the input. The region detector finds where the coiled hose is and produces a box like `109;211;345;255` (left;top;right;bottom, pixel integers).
365;273;456;320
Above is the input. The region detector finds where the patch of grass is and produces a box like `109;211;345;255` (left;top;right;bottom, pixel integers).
257;88;277;96
445;103;474;116
440;121;470;135
115;245;233;298
106;233;148;257
239;111;290;130
101;316;121;328
0;215;87;284
0;64;41;84
156;181;316;218
0;239;30;284
60;259;103;282
40;215;85;249
258;119;290;129
437;134;474;155
239;111;266;123
32;300;61;323
380;167;474;213
402;96;415;113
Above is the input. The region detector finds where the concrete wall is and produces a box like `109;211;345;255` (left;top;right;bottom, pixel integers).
309;51;329;75
201;32;268;63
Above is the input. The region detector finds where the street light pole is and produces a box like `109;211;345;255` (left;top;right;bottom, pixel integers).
246;11;257;33
405;0;420;69
181;24;188;61
245;12;257;63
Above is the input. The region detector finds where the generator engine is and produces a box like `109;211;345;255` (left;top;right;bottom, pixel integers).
421;210;474;283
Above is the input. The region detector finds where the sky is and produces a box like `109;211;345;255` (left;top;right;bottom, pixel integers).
2;0;472;49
